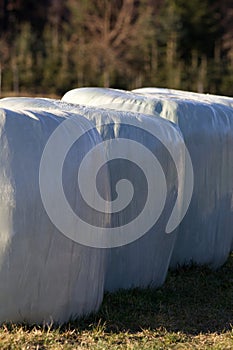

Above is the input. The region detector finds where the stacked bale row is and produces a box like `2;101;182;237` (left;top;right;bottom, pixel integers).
0;85;232;324
62;87;233;268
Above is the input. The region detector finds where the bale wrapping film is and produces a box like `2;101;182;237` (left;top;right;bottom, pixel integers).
0;105;108;324
62;87;233;268
55;102;186;292
1;97;187;291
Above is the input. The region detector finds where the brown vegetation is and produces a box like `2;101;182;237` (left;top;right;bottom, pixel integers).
0;1;233;96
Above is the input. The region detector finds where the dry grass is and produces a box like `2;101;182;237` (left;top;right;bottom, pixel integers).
0;254;232;349
0;91;60;99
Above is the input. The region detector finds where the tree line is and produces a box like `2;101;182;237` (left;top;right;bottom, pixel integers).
0;0;233;97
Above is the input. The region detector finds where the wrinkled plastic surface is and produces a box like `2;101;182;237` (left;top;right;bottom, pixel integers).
0;106;107;324
133;88;233;263
62;87;233;267
55;104;185;291
1;87;233;324
0;97;185;294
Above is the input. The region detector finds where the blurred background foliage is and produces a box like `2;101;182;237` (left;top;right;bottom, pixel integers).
0;0;233;96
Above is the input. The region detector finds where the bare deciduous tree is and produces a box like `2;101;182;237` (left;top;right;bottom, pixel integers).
68;0;142;87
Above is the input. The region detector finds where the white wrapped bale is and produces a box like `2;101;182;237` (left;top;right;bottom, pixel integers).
133;88;233;263
62;87;233;268
52;102;187;292
62;87;156;114
0;97;187;292
0;105;108;324
0;97;58;110
133;87;233;108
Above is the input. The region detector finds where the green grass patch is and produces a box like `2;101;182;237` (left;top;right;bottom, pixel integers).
0;254;232;349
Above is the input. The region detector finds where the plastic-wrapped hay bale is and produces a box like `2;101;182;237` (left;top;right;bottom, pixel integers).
54;103;188;292
0;97;188;292
62;86;233;108
62;87;233;268
132;87;233;108
0;97;58;110
62;87;157;114
133;87;233;265
0;105;108;324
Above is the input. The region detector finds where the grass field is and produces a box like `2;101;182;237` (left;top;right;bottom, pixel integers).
0;254;232;349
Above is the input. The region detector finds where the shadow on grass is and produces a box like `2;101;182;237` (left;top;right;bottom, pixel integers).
3;254;232;337
72;253;233;335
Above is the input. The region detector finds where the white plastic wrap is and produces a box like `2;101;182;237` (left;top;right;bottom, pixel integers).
0;97;58;109
133;87;233;108
62;87;233;267
133;88;233;263
0;106;108;324
0;97;187;293
1;87;232;324
56;104;186;291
